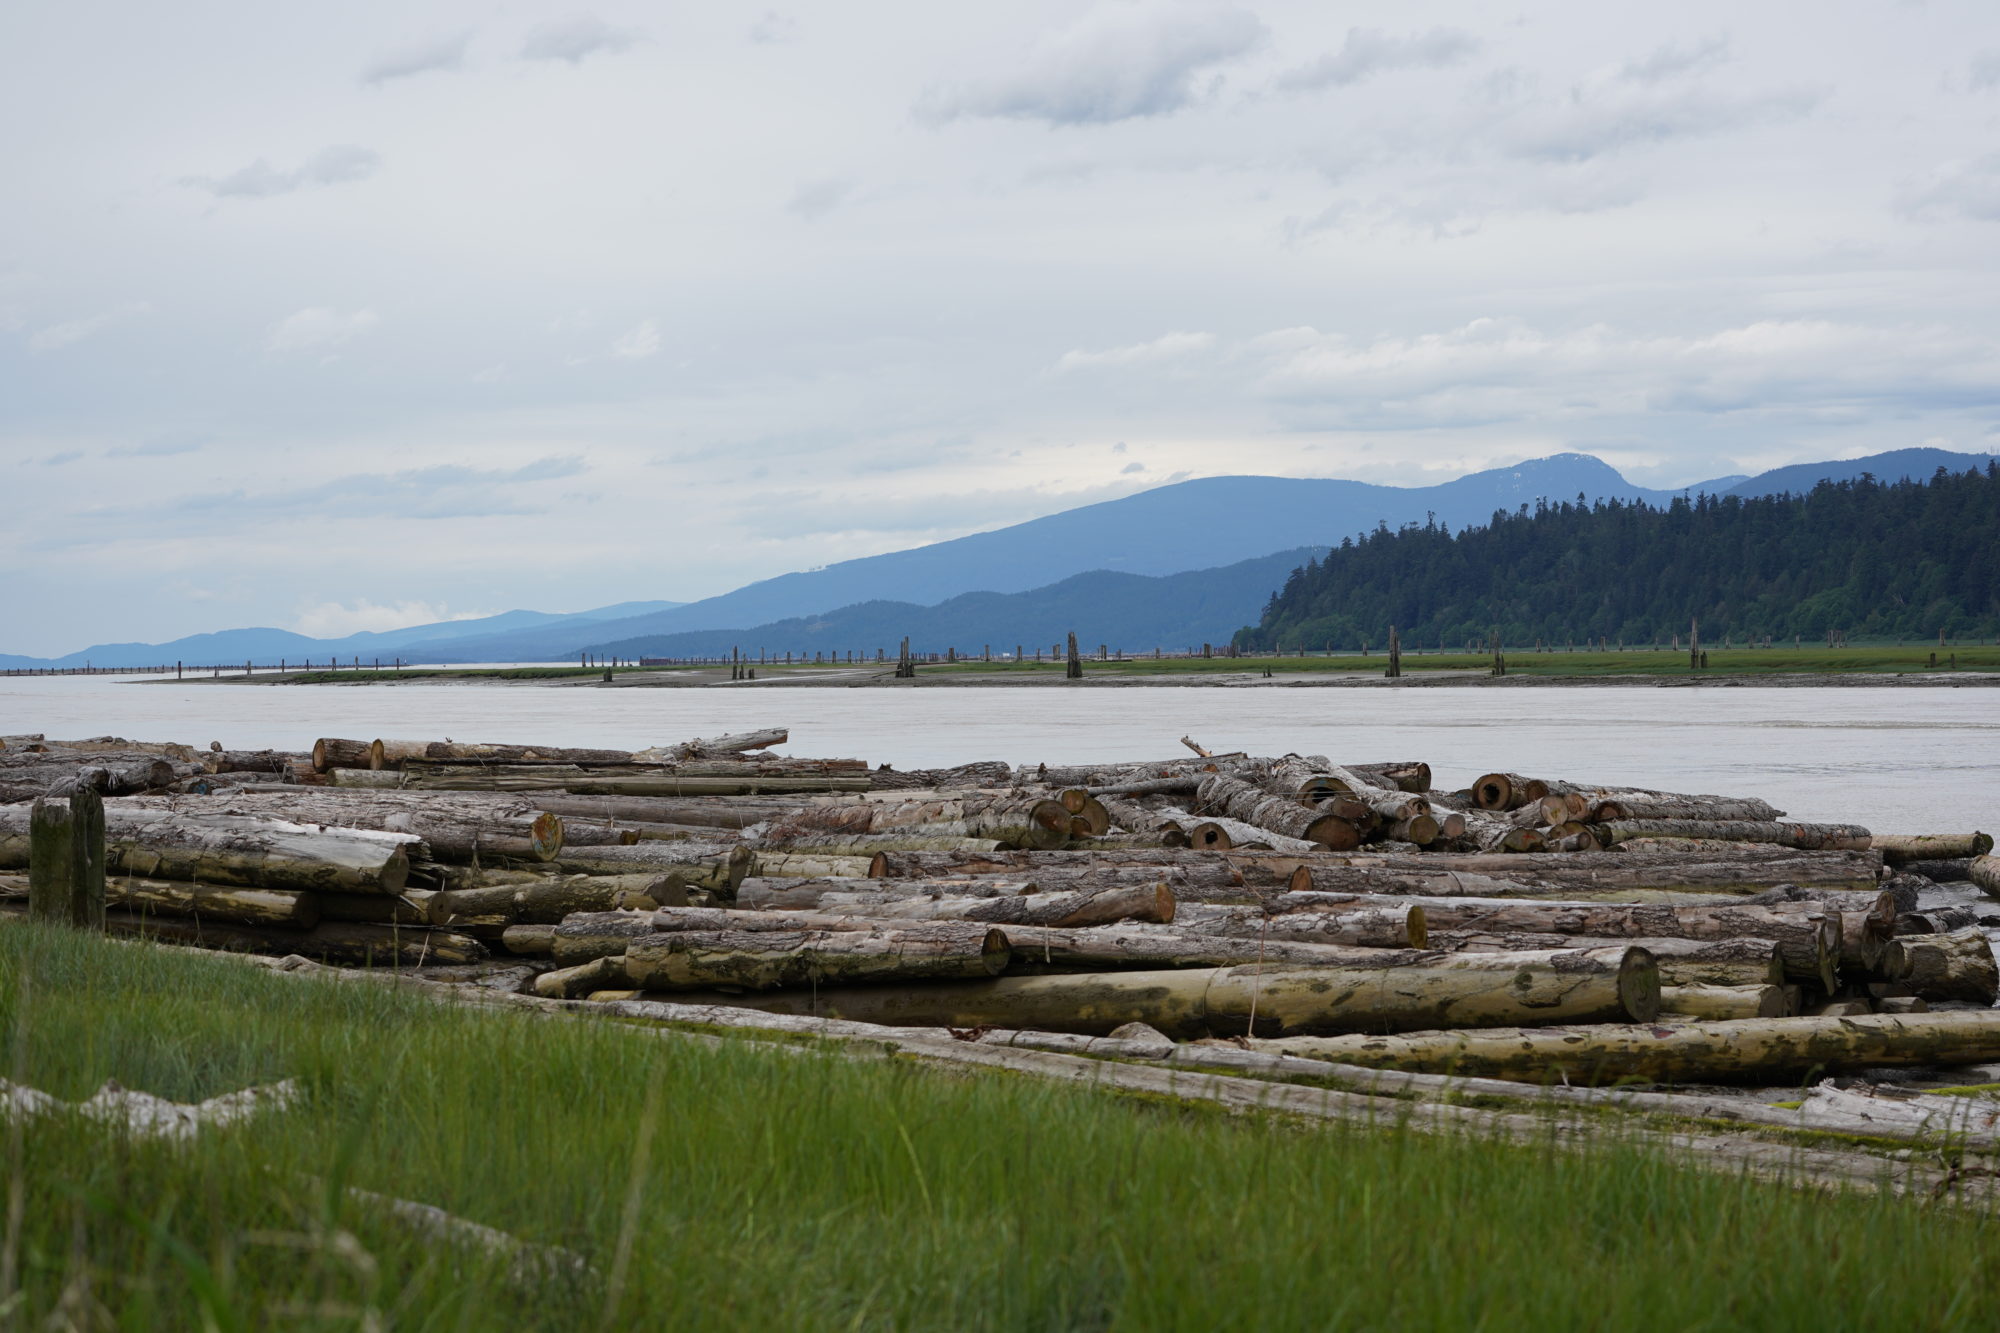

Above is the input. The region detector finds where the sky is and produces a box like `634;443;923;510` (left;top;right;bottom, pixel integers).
5;1;2000;655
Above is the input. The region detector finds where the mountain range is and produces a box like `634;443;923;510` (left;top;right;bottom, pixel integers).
5;446;1991;668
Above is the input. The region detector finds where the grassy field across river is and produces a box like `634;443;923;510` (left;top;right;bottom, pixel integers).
5;922;2000;1329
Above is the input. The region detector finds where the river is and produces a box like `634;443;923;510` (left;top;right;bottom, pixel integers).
1;675;1994;833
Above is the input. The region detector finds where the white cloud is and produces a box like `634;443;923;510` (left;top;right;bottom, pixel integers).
609;319;661;360
1902;154;2000;221
919;2;1266;126
521;15;640;64
30;302;152;352
292;599;489;638
1056;330;1215;372
361;32;472;85
1618;35;1729;85
788;177;853;220
181;146;381;199
748;11;796;45
1276;27;1478;92
266;307;379;353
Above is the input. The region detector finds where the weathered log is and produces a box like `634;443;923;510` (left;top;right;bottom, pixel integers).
640;946;1656;1037
1153;808;1319;854
28;792;105;929
0;806;413;894
1869;832;1994;865
1172;903;1423;949
1974;856;2000;899
551;842;750;893
520;793;808;830
318;890;437;925
813;881;1175;928
993;926;1434;972
118;791;565;864
1252;1011;2000;1084
1195;774;1363;850
426;875;670;929
1592;820;1872;852
535;955;632;999
1884;928;2000;1004
635;728;789;762
623;923;1010;990
759;833;1014;856
1659;984;1794;1020
551;910;658;965
54;907;486;966
752;852;876;881
1900;858;1977;884
108;877;319;928
200;750;293;775
1286;854;1880;899
501;924;556;955
1471;773;1544;811
375;741;638;768
394;764;872;796
866;849;1200;878
1427;933;1796;987
0;754;177;800
312;739;374;773
1346;762;1432;793
1570;794;1784;823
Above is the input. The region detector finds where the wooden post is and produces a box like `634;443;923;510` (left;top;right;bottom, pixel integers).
1690;617;1701;670
28;789;105;929
1386;625;1402;678
1066;632;1083;680
1489;628;1505;678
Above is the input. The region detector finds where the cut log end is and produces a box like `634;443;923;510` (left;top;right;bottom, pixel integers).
1620;946;1662;1023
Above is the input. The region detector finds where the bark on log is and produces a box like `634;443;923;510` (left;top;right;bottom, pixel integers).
375;741;638;768
1884;928;2000;1004
551;910;658;965
636;728;789;762
200;750;293;775
1592;820;1872;852
1252;1011;2000;1084
812;882;1175;928
1286;854;1881;899
1660;984;1794;1020
312;739;373;773
757;833;1012;856
1346;762;1433;793
501;924;556;955
1972;856;2000;899
1872;832;1995;865
318;890;437;925
551;842;750;893
1901;858;1977;884
392;765;872;796
535;955;632;999
107;878;319;928
426;875;671;929
868;849;1213;879
520;793;808;830
993;926;1435;971
1426;933;1794;987
752;852;876;881
0;806;413;894
116;791;565;863
1195;774;1363;850
638;946;1656;1037
623;924;1010;990
1171;903;1423;949
1471;773;1545;811
1154;809;1319;855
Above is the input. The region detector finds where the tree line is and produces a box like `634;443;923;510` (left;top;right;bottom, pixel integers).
1234;463;2000;652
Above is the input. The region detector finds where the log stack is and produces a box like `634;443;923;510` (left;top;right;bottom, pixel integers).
4;729;1994;1088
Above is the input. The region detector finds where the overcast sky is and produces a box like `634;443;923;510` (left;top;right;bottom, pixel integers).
6;1;1999;654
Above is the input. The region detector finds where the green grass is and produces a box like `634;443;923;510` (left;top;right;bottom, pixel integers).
6;922;2000;1329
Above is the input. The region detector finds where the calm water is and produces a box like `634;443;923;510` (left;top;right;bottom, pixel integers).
2;675;1995;833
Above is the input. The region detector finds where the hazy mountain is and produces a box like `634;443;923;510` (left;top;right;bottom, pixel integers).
583;548;1328;662
1723;447;1996;498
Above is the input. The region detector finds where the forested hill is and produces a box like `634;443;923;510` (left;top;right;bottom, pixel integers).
1236;464;2000;651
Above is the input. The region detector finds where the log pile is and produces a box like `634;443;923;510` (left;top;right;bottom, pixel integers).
5;731;1996;1089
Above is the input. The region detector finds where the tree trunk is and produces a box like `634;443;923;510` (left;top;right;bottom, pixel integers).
1973;855;2000;899
68;908;485;966
1872;832;1995;865
311;738;374;773
116;791;566;863
107;877;319;927
1172;903;1423;949
1195;774;1364;849
376;741;637;767
1660;984;1794;1020
1251;1011;2000;1084
1592;820;1872;852
0;806;413;894
812;881;1175;928
1471;772;1545;811
534;955;632;999
550;842;750;893
1285;854;1881;899
639;946;1656;1037
390;765;872;796
551;910;660;965
1884;928;1999;1003
636;728;789;761
623;924;1011;990
1154;807;1320;855
520;793;808;830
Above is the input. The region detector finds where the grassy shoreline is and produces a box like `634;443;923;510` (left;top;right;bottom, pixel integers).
5;922;2000;1327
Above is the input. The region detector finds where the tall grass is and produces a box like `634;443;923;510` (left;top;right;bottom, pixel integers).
2;922;1996;1329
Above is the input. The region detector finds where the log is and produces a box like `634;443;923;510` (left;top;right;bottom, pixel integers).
1427;933;1794;987
552;910;658;965
1659;984;1793;1020
0;806;413;894
867;849;1211;879
119;791;565;863
394;765;872;796
1172;903;1423;949
551;842;750;894
1252;1011;2000;1084
522;793;807;830
993;926;1435;972
535;955;632;999
1974;856;2000;899
637;728;789;761
640;946;1656;1037
1901;858;1976;883
1346;762;1432;793
60;907;485;966
312;739;374;773
1884;928;1999;1004
426;875;669;929
108;878;319;928
1471;773;1544;811
623;923;1011;990
1286;854;1881;899
200;750;293;775
1195;774;1363;850
1154;807;1319;855
0;754;177;800
752;852;876;880
1591;820;1872;852
1569;794;1783;823
375;741;638;767
813;881;1175;928
501;924;556;955
318;890;437;925
28;791;105;929
1869;832;1994;865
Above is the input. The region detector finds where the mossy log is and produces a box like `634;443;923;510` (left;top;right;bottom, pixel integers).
1591;820;1872;852
0;807;413;894
1884;928;2000;1004
1195;774;1364;850
650;946;1656;1037
1867;833;1994;865
623;923;1010;990
108;877;319;927
1251;1011;2000;1084
1659;984;1794;1020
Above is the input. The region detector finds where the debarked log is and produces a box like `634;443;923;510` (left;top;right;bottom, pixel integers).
117;791;565;863
640;946;1658;1037
1659;984;1795;1020
1249;1011;2000;1084
623;923;1010;990
107;877;320;928
0;807;413;894
1870;832;1994;865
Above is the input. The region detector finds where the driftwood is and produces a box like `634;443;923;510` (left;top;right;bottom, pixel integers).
107;877;319;928
118;791;566;863
0;806;414;894
1253;1011;2000;1084
1590;820;1872;852
1870;832;1994;865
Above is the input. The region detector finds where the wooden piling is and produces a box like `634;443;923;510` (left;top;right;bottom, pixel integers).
28;789;105;929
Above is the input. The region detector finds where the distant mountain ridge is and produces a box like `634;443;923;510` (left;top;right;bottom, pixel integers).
5;447;1992;666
